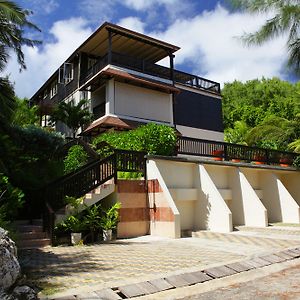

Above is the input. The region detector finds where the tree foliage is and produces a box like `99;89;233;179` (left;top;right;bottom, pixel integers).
63;145;88;174
232;0;300;74
50;99;93;138
223;77;300;150
93;123;177;156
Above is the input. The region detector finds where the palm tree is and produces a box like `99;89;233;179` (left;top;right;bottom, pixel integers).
50;99;93;138
0;0;41;71
232;0;300;73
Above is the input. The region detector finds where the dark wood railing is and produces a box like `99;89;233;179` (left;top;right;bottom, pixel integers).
79;51;220;93
177;136;299;166
44;149;146;210
43;202;55;243
115;149;147;173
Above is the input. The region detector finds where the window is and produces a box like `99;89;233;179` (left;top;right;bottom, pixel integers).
43;90;48;99
64;63;73;84
88;57;97;70
50;80;58;98
58;62;74;84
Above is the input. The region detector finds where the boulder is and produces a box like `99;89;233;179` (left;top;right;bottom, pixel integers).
13;286;37;300
0;228;21;290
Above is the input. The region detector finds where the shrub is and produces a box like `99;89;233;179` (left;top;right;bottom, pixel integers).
63;145;88;174
92;123;177;156
0;174;24;232
293;156;300;168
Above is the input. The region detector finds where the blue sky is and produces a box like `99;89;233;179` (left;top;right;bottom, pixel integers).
5;0;294;98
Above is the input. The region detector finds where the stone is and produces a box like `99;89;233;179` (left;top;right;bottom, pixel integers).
12;286;38;300
0;289;13;300
0;228;21;290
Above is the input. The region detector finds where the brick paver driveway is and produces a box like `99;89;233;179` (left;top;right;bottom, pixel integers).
19;229;300;298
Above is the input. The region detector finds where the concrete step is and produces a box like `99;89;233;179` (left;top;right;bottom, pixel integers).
18;238;51;249
19;231;47;240
17;225;43;233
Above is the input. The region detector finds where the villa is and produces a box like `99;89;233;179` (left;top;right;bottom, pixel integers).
27;22;300;244
31;22;223;142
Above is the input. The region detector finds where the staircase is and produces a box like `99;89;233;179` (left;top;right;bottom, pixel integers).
55;181;115;224
16;220;51;249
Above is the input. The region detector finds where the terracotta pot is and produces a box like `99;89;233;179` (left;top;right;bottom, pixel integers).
279;158;291;167
212;150;223;161
231;159;241;163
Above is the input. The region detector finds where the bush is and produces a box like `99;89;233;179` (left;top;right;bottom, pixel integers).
0;174;24;231
64;145;88;174
92;123;177;156
293;156;300;168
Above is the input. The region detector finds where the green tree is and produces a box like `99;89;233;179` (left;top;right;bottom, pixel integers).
232;0;300;73
12;97;39;126
50;99;93;138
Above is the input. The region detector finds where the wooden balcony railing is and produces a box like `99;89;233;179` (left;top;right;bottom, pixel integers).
177;136;299;166
79;51;220;93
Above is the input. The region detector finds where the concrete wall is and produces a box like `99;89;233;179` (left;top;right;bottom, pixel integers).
114;81;172;123
146;158;300;238
116;180;149;238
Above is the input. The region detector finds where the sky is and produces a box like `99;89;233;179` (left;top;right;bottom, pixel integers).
4;0;295;98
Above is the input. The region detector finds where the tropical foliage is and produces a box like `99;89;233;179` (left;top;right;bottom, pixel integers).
232;0;300;74
50;99;93;138
223;78;300;151
93;123;177;156
63;144;89;174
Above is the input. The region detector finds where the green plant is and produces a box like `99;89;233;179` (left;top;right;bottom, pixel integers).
56;215;85;233
64;195;83;211
63;145;88;174
293;156;300;168
93;123;177;156
50;99;93;138
100;202;121;230
83;204;102;242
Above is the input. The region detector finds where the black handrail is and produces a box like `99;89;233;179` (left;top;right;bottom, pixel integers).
177;136;299;165
43;201;55;245
79;51;220;93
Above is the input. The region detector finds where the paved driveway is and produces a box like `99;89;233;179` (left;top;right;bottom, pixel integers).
19;227;300;298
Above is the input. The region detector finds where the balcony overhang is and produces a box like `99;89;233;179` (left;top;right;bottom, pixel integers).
79;22;180;63
80;67;180;94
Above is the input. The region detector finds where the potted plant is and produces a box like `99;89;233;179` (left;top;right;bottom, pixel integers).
212;149;224;161
83;204;102;243
100;202;121;242
58;215;85;245
279;156;292;167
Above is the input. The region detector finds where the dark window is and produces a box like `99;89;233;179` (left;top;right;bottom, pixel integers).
93;103;105;120
174;89;223;132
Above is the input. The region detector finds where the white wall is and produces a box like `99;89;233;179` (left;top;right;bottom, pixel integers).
114;81;172;123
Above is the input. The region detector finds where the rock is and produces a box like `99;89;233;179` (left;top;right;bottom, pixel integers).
0;228;21;290
0;289;14;300
12;286;37;300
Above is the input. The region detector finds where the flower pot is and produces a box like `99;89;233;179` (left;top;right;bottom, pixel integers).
252;156;266;165
212;150;223;161
103;229;113;242
71;232;82;245
279;158;291;167
231;159;241;163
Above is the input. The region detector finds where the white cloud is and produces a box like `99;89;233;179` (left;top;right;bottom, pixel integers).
5;18;92;98
5;3;290;98
118;17;145;33
26;0;59;15
152;5;287;85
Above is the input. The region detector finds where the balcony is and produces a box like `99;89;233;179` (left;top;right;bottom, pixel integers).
80;52;220;94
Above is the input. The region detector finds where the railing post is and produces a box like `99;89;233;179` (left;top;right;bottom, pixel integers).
113;152;118;184
224;143;228;161
265;149;270;165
